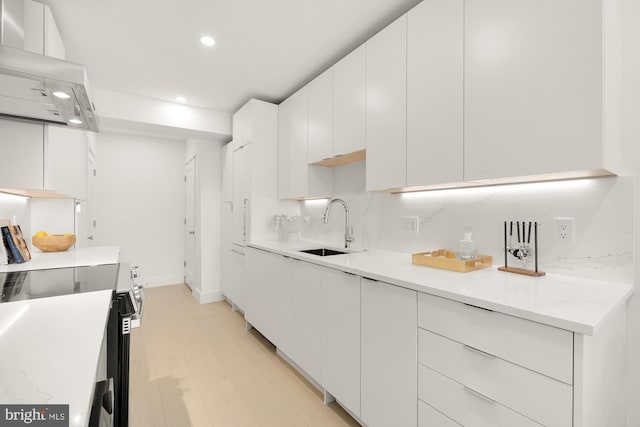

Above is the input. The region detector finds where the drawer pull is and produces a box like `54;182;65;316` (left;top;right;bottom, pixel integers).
463;302;494;312
463;345;496;359
463;386;495;405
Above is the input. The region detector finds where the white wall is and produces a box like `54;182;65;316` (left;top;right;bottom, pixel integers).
185;138;224;304
94;131;186;287
621;0;640;424
30;198;76;254
302;162;634;282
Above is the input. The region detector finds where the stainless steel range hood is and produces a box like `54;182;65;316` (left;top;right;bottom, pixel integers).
0;0;99;132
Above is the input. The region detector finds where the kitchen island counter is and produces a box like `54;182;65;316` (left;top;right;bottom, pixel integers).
0;290;112;427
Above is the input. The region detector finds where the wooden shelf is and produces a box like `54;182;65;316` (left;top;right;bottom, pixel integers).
310;149;366;167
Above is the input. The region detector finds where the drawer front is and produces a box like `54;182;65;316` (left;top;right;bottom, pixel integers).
418;292;573;384
419;328;572;427
419;400;461;427
418;364;543;427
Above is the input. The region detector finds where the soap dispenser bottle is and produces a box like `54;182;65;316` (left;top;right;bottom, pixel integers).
458;225;477;260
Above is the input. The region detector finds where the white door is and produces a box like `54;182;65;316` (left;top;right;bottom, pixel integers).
185;156;196;289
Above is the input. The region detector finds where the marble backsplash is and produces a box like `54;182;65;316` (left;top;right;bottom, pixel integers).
299;162;635;283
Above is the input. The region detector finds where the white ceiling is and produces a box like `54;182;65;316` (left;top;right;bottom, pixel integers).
40;0;422;114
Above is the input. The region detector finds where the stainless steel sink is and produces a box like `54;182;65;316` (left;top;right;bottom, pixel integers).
299;248;349;256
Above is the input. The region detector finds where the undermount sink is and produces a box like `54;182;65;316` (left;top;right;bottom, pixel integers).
299;248;349;256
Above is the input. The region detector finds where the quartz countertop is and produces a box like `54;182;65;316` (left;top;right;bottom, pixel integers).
0;290;113;427
0;246;120;273
248;240;634;336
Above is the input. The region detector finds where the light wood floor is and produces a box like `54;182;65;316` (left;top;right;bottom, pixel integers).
129;284;360;427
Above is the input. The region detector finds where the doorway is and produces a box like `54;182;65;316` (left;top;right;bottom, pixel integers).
185;156;196;289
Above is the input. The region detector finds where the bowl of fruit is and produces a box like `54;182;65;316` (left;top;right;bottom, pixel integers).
32;231;76;252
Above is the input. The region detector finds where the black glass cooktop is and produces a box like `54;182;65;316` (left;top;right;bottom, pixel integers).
0;264;120;303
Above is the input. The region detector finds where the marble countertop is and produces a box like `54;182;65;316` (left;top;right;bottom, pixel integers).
0;290;113;427
248;240;634;336
0;246;120;273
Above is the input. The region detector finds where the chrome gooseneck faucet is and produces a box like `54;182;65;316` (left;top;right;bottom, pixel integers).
322;198;354;249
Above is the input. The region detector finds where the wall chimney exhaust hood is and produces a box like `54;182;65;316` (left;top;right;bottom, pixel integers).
0;1;99;132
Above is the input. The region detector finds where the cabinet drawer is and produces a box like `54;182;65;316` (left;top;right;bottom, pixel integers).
419;328;572;427
418;364;543;427
419;400;460;427
418;292;573;383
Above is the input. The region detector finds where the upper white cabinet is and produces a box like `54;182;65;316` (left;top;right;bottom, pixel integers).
230;99;280;243
361;278;417;427
463;0;618;181
0;120;45;190
333;45;366;159
45;126;87;200
278;88;332;200
307;45;367;167
307;70;333;164
0;120;88;199
406;0;463;187
365;15;407;192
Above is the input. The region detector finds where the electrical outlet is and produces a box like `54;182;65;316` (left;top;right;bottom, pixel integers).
554;218;574;250
403;216;420;235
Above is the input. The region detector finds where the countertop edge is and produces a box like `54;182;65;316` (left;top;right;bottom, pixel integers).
247;241;635;336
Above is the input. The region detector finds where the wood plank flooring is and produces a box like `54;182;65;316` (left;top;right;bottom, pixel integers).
129;284;360;427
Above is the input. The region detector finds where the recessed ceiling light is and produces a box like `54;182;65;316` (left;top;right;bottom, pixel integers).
52;91;71;99
200;35;215;47
175;96;186;103
69;118;83;125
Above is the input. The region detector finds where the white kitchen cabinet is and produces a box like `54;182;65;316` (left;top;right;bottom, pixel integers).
291;259;324;384
221;142;233;203
406;0;463;187
245;248;292;356
361;277;417;427
417;292;627;427
231;142;250;246
307;70;333;164
0;120;88;199
229;246;246;311
322;268;361;418
0;119;45;190
365;15;407;192
333;45;366;158
230;99;280;244
278;88;332;199
45;126;88;200
463;0;618;181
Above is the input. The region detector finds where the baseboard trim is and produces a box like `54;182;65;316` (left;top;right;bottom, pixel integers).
192;288;224;304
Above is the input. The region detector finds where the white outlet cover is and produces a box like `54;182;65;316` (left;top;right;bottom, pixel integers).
553;217;575;249
403;216;420;235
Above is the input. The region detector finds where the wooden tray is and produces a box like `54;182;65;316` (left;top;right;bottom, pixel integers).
412;249;492;273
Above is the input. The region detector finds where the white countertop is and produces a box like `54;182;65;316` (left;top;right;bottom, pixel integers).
0;246;120;273
248;240;634;336
0;290;113;427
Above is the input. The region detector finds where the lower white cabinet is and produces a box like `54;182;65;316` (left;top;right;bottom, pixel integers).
322;268;361;417
245;248;292;356
361;277;417;427
291;260;324;383
228;246;246;311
